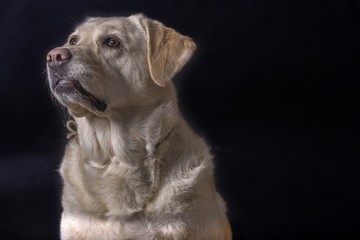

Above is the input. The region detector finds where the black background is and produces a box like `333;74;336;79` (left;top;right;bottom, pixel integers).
1;0;360;239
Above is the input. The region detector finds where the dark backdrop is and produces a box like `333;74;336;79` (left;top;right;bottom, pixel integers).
1;0;360;239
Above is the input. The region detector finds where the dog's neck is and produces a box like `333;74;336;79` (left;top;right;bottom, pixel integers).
74;89;179;167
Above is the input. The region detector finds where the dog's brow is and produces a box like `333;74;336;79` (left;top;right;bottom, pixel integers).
102;26;118;34
68;34;77;39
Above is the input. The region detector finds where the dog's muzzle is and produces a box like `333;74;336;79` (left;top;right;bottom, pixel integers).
46;48;107;112
46;47;73;89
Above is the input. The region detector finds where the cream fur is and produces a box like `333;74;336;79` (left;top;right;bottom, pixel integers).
47;14;232;240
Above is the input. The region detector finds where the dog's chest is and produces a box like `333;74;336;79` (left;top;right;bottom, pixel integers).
61;212;148;240
61;144;153;217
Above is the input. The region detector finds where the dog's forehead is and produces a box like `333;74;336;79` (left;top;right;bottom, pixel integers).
74;16;142;38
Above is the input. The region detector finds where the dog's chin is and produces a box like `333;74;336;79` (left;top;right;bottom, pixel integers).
53;79;107;116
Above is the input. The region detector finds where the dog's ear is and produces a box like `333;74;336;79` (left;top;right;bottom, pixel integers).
137;15;196;87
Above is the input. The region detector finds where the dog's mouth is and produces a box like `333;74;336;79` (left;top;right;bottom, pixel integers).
54;79;107;112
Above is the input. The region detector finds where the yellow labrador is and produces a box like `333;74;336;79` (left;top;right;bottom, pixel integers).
46;14;232;240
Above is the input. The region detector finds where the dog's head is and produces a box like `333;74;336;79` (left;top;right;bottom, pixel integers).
46;15;196;117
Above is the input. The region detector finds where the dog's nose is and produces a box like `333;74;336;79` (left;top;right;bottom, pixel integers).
46;48;72;67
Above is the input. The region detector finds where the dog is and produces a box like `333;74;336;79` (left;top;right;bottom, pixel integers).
46;14;232;240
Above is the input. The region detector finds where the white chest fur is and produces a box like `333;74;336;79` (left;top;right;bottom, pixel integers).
61;212;148;240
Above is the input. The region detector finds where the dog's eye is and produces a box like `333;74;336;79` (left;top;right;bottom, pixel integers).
105;37;121;48
69;37;77;45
